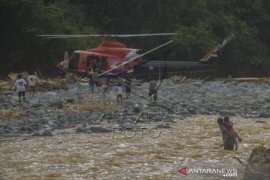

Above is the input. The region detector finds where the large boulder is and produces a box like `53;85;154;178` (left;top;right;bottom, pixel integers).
242;146;270;180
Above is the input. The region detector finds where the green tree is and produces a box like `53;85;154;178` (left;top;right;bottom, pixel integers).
0;0;97;76
1;0;270;76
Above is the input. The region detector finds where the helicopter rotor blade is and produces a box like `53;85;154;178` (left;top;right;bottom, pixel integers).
36;34;105;38
36;33;177;38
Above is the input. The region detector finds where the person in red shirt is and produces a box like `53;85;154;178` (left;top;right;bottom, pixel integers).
223;116;242;150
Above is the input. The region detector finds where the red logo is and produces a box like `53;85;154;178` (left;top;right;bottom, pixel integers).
178;166;188;176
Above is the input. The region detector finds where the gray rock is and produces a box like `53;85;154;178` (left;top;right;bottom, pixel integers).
242;146;270;180
49;101;63;109
264;98;270;103
33;129;53;136
255;120;266;124
66;98;75;103
187;109;197;114
248;146;270;163
41;129;53;136
76;126;90;133
156;123;171;128
259;112;270;118
31;103;43;108
133;104;140;113
120;123;136;130
3;128;13;134
90;126;112;133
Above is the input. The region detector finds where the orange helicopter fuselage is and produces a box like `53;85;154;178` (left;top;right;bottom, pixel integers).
66;41;142;75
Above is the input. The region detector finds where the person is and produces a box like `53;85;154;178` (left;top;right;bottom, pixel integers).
217;117;242;151
100;76;110;102
123;78;131;99
87;65;93;90
148;80;160;103
14;74;27;102
223;116;242;150
91;68;100;93
27;74;38;97
116;82;124;106
217;117;227;144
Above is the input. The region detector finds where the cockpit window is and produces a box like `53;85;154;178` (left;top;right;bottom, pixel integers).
69;53;79;70
87;56;107;70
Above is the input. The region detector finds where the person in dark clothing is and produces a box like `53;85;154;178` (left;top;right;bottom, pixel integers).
100;77;110;102
217;117;234;150
148;80;160;103
123;78;131;99
91;68;100;93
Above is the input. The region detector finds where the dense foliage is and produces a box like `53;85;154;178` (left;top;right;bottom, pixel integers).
0;0;269;76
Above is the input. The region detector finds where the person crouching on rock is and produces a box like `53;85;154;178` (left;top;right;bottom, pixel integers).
14;74;27;102
224;116;242;150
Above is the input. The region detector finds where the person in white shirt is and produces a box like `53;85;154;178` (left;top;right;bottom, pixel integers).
27;74;38;97
116;82;123;106
14;74;27;102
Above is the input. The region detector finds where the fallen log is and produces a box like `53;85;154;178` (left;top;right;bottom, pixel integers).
224;77;270;84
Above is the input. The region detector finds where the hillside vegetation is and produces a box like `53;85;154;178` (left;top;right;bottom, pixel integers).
0;0;270;76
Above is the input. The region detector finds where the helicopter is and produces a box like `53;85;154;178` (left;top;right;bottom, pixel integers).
37;33;176;76
37;33;235;78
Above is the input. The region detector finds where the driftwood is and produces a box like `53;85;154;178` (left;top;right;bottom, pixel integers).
65;72;80;82
0;72;68;92
224;77;270;84
169;75;187;83
7;71;29;81
0;81;13;92
36;78;68;91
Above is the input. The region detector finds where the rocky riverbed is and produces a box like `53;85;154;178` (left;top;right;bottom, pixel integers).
1;78;270;136
0;78;270;179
